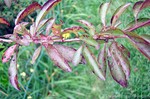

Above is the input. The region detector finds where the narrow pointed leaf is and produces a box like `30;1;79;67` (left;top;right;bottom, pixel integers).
46;18;56;35
126;32;150;60
31;46;42;64
118;44;130;58
80;36;100;49
2;45;17;63
0;17;10;26
61;26;85;37
35;0;61;27
125;18;150;31
53;44;76;62
111;3;131;26
141;34;150;43
4;0;12;8
99;2;110;26
45;44;72;72
98;43;107;77
140;0;150;11
8;52;20;90
83;46;105;80
133;1;144;19
72;45;83;66
108;44;127;87
78;20;96;36
15;2;41;25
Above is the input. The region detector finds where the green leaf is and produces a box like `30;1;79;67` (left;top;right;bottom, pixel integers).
98;43;107;77
45;44;72;72
111;3;131;27
72;45;83;66
78;20;96;36
15;2;41;25
80;36;100;49
8;52;20;90
83;46;105;80
126;32;150;60
108;43;128;87
35;0;61;27
0;17;10;26
99;2;110;26
125;18;150;31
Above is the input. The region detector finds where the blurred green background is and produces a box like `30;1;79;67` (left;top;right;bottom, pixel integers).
0;0;150;99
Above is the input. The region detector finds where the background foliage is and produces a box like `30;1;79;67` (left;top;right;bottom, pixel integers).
0;0;150;99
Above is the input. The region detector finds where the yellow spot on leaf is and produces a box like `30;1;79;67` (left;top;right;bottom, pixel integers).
62;33;70;39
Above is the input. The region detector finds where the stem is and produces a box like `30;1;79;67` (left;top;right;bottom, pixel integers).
0;90;8;96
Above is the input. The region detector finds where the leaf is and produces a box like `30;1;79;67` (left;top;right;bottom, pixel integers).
0;17;10;26
45;44;72;72
125;18;150;31
140;34;150;43
15;2;41;25
2;45;17;63
126;32;150;60
46;18;56;35
112;42;130;80
53;44;76;62
78;20;96;36
8;52;20;90
51;23;62;36
31;46;42;64
83;46;105;80
80;36;100;49
99;2;110;26
118;44;130;58
35;0;62;27
111;3;131;27
61;26;85;38
133;1;144;19
4;0;12;8
108;43;128;87
72;45;83;66
97;43;107;77
133;0;150;19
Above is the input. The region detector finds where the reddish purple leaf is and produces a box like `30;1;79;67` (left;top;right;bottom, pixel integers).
0;17;10;26
126;32;150;60
8;52;20;90
15;2;41;25
108;43;128;87
35;0;61;27
141;34;150;43
97;43;107;77
118;44;130;58
45;44;72;72
2;45;17;63
46;18;56;35
31;46;42;64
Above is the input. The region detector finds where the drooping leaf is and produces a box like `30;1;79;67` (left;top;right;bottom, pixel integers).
111;3;131;27
125;18;150;31
112;42;130;80
108;43;128;87
0;17;10;26
15;2;41;25
99;2;110;26
118;44;130;58
80;36;100;49
78;20;96;36
4;0;12;8
83;46;105;80
2;45;17;63
72;45;83;66
61;26;85;38
53;44;76;62
133;0;150;19
140;34;150;43
35;0;62;27
31;46;42;64
97;43;107;77
8;52;20;90
45;44;72;72
46;18;56;35
126;32;150;60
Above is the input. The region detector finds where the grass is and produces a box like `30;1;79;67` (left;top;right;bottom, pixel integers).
0;0;150;99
